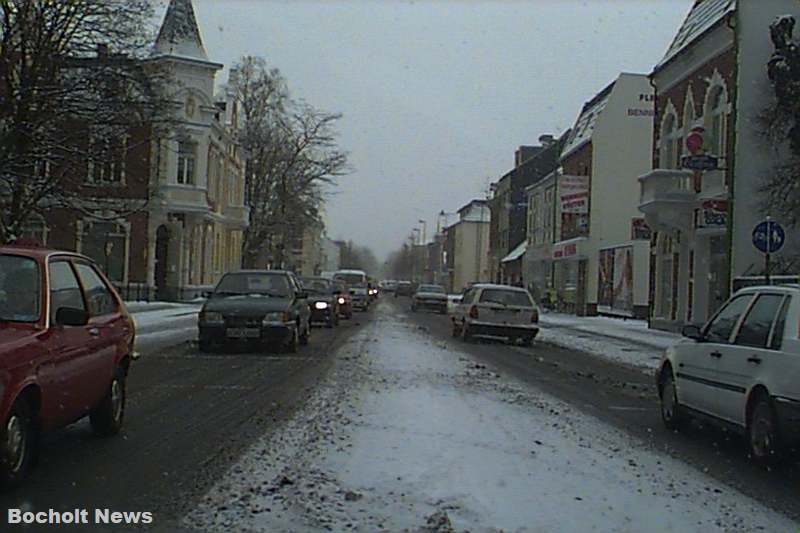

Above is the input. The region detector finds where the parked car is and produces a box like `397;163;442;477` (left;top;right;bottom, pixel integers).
382;280;398;294
657;285;800;465
198;270;311;353
395;281;413;297
334;269;370;310
300;277;340;328
411;284;448;314
446;293;463;314
0;246;136;487
333;280;354;319
451;284;539;345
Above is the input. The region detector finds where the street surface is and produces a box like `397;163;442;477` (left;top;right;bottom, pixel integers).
185;299;798;532
0;310;369;532
3;299;800;531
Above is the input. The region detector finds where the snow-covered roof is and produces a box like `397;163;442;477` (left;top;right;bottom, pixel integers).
501;241;527;263
560;82;614;160
155;0;209;61
654;0;735;72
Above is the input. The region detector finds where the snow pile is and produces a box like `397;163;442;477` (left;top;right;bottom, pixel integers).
184;304;794;532
539;313;682;371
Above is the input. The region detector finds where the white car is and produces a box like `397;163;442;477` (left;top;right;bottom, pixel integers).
657;284;800;464
451;284;539;345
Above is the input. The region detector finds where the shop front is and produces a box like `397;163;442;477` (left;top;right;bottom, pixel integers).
552;237;589;315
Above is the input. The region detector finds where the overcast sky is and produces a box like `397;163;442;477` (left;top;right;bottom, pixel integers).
174;0;692;260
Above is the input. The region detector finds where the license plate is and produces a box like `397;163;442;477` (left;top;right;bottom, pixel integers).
226;328;260;338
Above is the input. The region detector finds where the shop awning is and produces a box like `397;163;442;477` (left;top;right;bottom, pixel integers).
501;241;527;263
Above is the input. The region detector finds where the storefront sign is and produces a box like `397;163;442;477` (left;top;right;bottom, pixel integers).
696;200;727;229
559;176;589;214
553;242;579;260
631;218;651;240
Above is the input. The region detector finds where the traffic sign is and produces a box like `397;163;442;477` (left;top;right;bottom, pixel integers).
681;154;719;171
752;220;785;254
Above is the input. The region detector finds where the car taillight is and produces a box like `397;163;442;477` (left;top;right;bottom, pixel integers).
469;305;479;319
532;308;539;324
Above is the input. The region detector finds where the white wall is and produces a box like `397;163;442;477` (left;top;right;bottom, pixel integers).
586;73;654;307
733;1;800;277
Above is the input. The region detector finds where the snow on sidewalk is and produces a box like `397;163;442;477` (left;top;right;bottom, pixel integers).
184;304;793;533
539;313;682;372
129;303;200;352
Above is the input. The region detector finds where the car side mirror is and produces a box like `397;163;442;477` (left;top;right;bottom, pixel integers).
681;324;704;341
56;307;89;327
296;291;308;299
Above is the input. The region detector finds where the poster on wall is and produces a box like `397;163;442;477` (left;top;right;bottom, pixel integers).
598;249;614;307
612;246;634;313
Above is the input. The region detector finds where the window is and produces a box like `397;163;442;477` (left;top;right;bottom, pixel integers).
479;289;532;307
0;255;40;322
660;113;680;170
19;216;48;246
705;294;753;344
177;141;197;185
735;294;784;348
769;296;791;350
79;221;127;283
49;261;86;322
74;263;118;316
88;135;126;183
707;87;728;158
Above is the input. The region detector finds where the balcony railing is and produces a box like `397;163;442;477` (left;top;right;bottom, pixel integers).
638;169;696;232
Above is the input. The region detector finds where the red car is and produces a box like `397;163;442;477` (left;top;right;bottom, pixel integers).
0;246;135;488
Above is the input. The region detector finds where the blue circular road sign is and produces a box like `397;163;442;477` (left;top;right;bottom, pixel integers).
752;220;785;254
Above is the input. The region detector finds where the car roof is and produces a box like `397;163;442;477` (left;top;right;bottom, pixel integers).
0;245;92;262
735;284;800;295
335;269;366;275
471;283;529;292
225;269;291;275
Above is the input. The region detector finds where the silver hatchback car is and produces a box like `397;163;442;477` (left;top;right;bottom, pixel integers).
657;285;800;464
451;284;540;345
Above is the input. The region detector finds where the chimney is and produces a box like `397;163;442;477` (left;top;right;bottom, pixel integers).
515;145;541;167
539;134;555;147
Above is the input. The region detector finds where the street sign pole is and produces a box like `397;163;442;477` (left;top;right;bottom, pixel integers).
765;216;772;285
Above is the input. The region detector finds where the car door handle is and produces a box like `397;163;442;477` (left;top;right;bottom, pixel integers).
89;327;100;337
747;356;762;365
710;351;722;358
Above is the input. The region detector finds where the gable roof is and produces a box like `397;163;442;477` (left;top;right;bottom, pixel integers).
560;80;615;160
654;0;735;73
155;0;209;61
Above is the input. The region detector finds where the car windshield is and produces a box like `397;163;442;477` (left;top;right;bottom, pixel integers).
214;273;290;297
0;254;40;322
479;289;532;307
335;273;366;287
301;278;333;294
417;285;445;294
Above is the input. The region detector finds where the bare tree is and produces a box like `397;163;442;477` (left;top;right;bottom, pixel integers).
0;0;173;243
230;56;349;268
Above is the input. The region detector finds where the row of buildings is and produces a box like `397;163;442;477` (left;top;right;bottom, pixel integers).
16;0;339;300
415;0;800;331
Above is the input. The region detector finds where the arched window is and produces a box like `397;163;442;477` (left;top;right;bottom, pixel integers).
660;109;680;169
706;86;728;158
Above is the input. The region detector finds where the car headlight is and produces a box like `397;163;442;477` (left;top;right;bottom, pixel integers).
200;311;224;324
337;297;346;304
314;301;329;310
263;311;289;324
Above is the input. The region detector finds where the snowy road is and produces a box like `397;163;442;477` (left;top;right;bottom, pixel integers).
186;301;796;532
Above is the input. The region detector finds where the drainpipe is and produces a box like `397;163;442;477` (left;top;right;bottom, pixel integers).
725;9;738;296
648;75;658;327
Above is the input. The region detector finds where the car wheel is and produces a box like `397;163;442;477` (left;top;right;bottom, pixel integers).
286;327;299;353
198;338;213;353
0;399;35;489
299;321;310;346
90;367;127;437
658;368;685;431
521;336;535;347
461;322;472;342
326;316;335;328
748;393;783;466
451;321;462;338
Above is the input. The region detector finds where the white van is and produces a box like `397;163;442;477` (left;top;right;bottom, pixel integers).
333;269;369;310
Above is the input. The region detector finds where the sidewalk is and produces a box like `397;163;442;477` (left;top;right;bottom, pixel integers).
539;312;682;372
